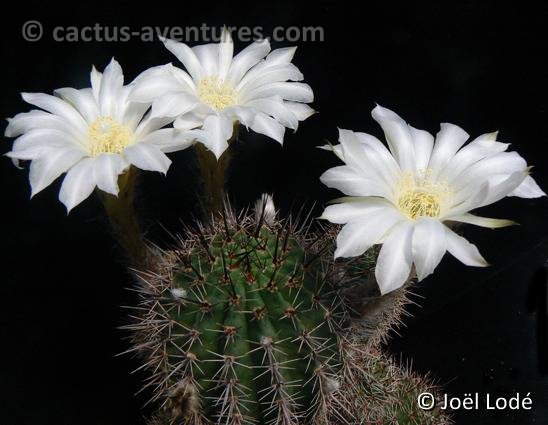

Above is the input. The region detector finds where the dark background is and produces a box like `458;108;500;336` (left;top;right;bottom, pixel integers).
1;1;547;424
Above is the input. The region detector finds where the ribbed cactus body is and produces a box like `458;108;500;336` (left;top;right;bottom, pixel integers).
136;216;344;424
130;210;450;424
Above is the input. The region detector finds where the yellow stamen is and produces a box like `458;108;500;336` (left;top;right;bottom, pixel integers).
197;76;237;110
88;117;133;156
396;171;450;220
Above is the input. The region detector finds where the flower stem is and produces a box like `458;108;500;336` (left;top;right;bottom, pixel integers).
97;167;149;268
195;124;239;217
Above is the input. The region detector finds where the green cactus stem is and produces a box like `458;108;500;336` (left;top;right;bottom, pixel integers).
98;166;149;268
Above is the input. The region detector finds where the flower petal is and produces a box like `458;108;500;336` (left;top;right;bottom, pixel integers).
320;198;394;224
283;101;316;121
242;82;313;103
150;92;199;119
93;153;128;195
445;227;488;267
218;28;234;79
98;58;125;118
184;114;233;159
54;87;99;124
161;37;204;82
248;112;286;143
334;207;404;258
427;123;469;176
510;175;545;198
192;43;220;76
412;217;447;281
227;39;270;85
409;126;434;172
123;142;171;174
29;148;87;197
245;98;299;130
238;64;304;97
371;105;415;171
320;165;391;198
445;213;516;228
375;220;414;294
59;157;96;212
139;128;195;153
21;92;88;135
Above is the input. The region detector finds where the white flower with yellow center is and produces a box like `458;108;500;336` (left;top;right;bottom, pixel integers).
130;30;315;159
320;105;545;294
5;59;193;212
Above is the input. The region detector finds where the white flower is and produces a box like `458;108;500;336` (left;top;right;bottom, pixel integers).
320;105;545;294
129;29;315;159
5;59;193;212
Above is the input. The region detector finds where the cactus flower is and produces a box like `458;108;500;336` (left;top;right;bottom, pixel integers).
320;105;545;294
130;29;315;159
5;59;193;212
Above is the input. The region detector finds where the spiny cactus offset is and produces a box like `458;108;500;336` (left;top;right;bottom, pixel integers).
129;209;355;424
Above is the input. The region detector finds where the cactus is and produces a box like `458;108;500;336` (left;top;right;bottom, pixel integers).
127;206;449;424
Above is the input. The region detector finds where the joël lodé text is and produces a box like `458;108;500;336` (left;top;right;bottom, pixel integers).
441;392;533;410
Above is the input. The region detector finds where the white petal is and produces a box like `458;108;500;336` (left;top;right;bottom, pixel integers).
173;114;204;131
134;113;175;139
334;208;404;258
139;128;195;153
192;43;220;76
409;126;434;172
161;37;204;82
59;157;96;212
242;98;299;130
375;220;414;294
248;112;286;143
29;148;87;196
478;170;527;207
319;165;391;198
184;114;233;159
445;213;516;228
427;123;469;175
237;64;304;97
130;72;188;104
227;39;270;85
218;28;234;79
93;153;128;195
412;218;447;281
242;82;313;103
98;58;125;118
9;127;84;157
283;101;316;121
441;137;509;182
451;152;527;192
123;142;171;174
510;175;545;198
445;227;488;267
371;105;415;171
320;198;394;224
90;66;102;101
54;87;99;124
21;92;88;135
265;47;297;65
150;92;199;118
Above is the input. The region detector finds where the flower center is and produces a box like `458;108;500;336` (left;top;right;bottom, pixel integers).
197;76;237;110
396;171;449;220
88;116;133;156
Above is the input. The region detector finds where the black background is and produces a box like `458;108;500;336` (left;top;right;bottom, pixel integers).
1;1;547;424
